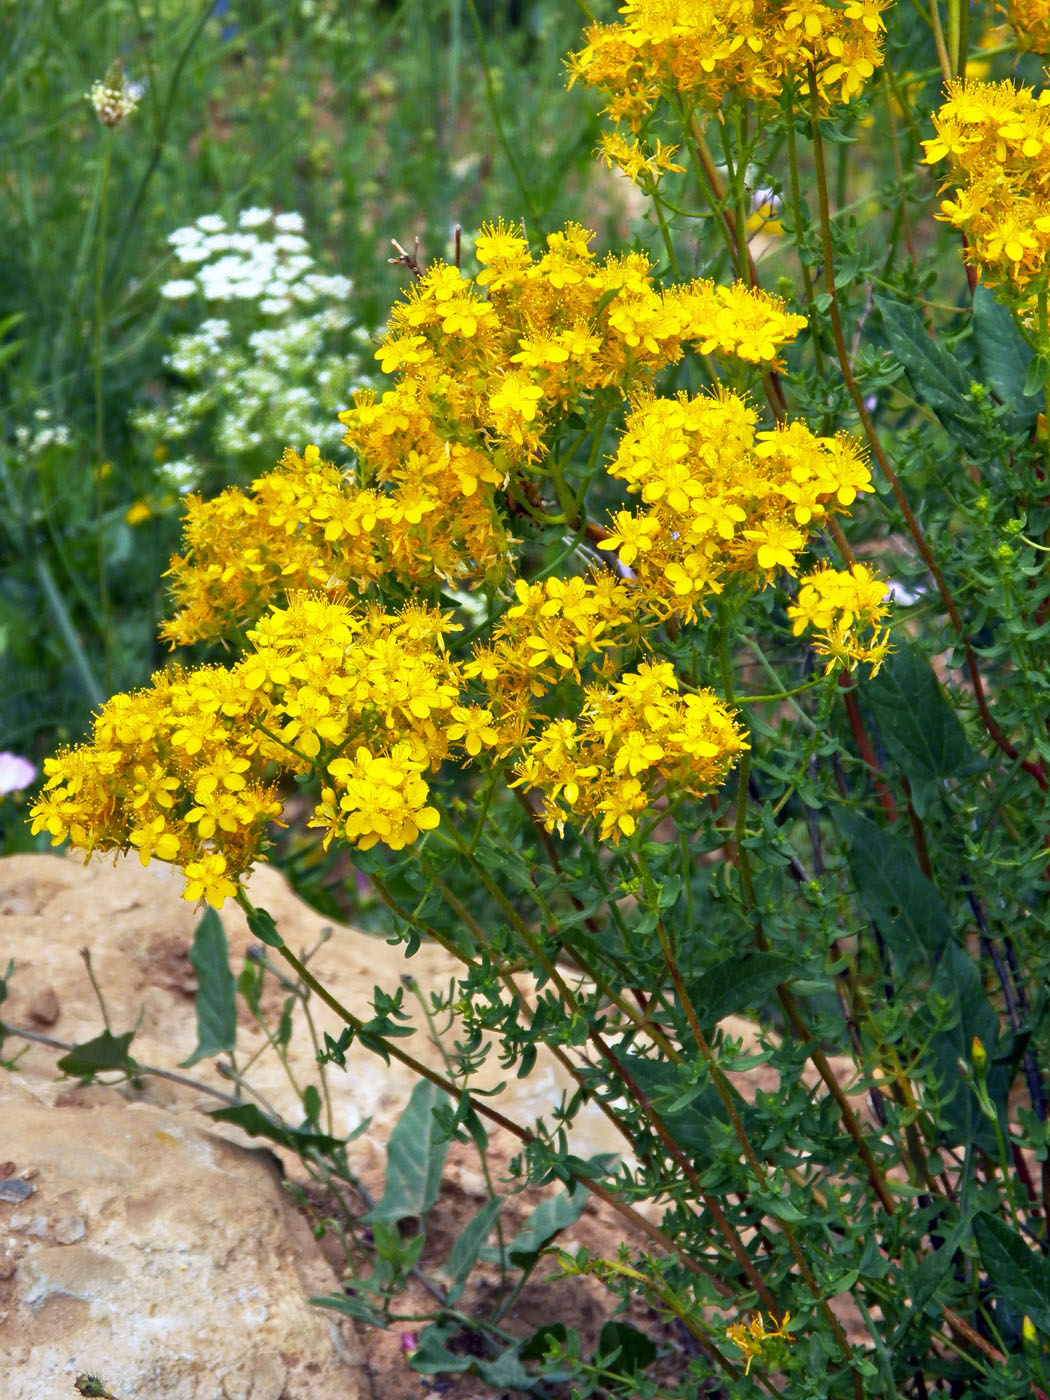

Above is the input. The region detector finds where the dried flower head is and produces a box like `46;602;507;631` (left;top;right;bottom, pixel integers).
87;61;140;127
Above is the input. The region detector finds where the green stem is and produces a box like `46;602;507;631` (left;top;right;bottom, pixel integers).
432;816;778;1310
464;0;540;220
784;85;827;379
93;127;114;681
643;858;868;1394
928;0;952;81
716;598;898;1215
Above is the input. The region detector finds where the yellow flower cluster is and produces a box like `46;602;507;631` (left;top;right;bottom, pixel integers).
726;1311;795;1377
786;563;891;673
513;661;748;840
924;75;1050;292
463;573;641;751
568;0;890;135
163;441;512;647
998;0;1050;54
597;390;873;618
32;597;466;905
163;224;804;645
350;220;805;463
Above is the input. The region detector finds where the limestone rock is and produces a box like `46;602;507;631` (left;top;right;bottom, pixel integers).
0;1076;362;1400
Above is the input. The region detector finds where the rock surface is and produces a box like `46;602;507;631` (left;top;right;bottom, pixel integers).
0;1076;362;1400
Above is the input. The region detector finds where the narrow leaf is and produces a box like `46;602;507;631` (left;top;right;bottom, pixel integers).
443;1197;504;1305
180;907;237;1067
208;1102;344;1155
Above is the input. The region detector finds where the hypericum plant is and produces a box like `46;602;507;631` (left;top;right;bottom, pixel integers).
14;1;1050;1397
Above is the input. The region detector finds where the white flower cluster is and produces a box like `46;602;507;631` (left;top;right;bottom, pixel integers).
137;209;374;493
160;209;352;315
14;408;72;456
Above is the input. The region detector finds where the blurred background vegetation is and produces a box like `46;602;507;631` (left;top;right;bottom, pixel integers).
0;0;627;842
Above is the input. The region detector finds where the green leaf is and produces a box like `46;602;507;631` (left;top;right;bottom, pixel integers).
311;1291;386;1326
57;1029;138;1082
208;1102;344;1156
505;1189;588;1269
875;295;985;457
180;908;237;1067
861;642;981;815
891;1206;973;1347
476;1344;542;1391
972;286;1039;432
520;1322;569;1360
974;1210;1050;1334
624;1053;755;1161
596;1320;657;1374
683;951;794;1028
364;1079;451;1223
246;904;284;948
409;1321;475;1375
302;1083;322;1128
836;812;952;974
924;942;1006;1152
442;1197;504;1305
1023;351;1050;398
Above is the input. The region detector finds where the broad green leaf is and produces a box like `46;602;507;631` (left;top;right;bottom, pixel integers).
409;1321;475;1375
836;812;952;974
476;1344;541;1391
596;1321;657;1374
890;1206;973;1347
972;286;1038;432
410;1323;552;1392
180;907;237;1067
875;295;985;457
364;1079;451;1223
57;1029;138;1082
861;642;981;815
924;942;1006;1152
505;1189;588;1269
208;1102;344;1156
683;951;794;1028
624;1053;755;1161
442;1197;504;1305
974;1211;1050;1334
520;1322;569;1360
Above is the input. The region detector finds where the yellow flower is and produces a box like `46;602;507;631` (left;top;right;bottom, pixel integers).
787;563;892;674
182;852;238;909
